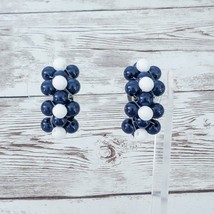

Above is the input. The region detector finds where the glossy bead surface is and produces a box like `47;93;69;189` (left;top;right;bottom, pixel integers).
65;118;79;133
124;66;139;80
139;77;154;92
52;116;68;127
52;75;67;90
153;80;165;96
52;127;67;139
41;100;54;116
136;59;150;72
53;90;68;104
146;119;161;135
149;66;161;79
137;71;151;79
135;92;153;106
41;80;56;95
121;118;135;134
41;117;53;133
134;128;148;141
53;57;67;71
124;102;138;118
125;80;140;96
151;103;164;118
41;66;56;80
67;78;81;95
66;101;80;117
133;116;150;128
66;65;79;78
138;106;153;121
53;70;69;79
52;104;67;119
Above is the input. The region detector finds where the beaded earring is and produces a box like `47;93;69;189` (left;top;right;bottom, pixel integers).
40;58;80;139
122;59;165;141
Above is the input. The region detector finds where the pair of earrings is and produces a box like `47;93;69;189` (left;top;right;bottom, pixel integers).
40;58;165;140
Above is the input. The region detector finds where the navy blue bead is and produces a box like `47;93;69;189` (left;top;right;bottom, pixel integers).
121;118;135;134
53;70;69;79
137;71;152;79
124;66;140;80
125;80;140;96
41;117;53;133
65;118;79;133
133;117;150;128
67;101;80;117
146;119;161;135
53;90;69;104
41;66;56;80
66;65;79;79
149;66;161;79
135;92;153;106
41;100;54;116
151;103;164;118
52;116;68;127
67;78;81;95
41;80;56;95
153;80;165;96
124;102;138;117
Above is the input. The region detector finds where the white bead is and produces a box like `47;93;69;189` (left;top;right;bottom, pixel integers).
136;59;150;72
53;57;67;71
52;75;67;90
138;106;153;121
134;128;148;141
139;77;154;92
52;127;66;139
52;104;67;119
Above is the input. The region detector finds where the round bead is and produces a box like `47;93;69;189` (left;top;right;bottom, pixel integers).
151;103;164;118
41;117;53;133
41;66;56;80
52;127;67;139
65;118;79;133
136;59;150;72
67;78;81;95
66;101;80;117
41;100;54;116
53;57;67;71
125;80;140;96
53;70;69;79
149;66;161;79
153;80;165;96
124;66;140;80
124;102;138;118
138;106;153;121
52;116;68;127
133;117;150;128
41;80;56;95
52;104;67;119
135;92;153;106
146;119;161;135
66;65;80;78
137;71;152;79
134;128;148;141
121;118;135;134
53;90;69;104
52;75;67;90
139;77;154;92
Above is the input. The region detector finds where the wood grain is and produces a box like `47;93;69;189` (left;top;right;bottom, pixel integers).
0;91;213;197
0;193;214;214
0;0;213;13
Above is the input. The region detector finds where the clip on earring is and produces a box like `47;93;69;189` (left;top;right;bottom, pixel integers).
40;57;80;139
122;59;165;141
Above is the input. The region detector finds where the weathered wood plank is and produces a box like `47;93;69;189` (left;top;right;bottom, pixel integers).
0;193;214;214
0;0;213;13
0;8;214;96
0;91;213;197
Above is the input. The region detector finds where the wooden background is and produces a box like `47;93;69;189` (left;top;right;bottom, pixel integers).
0;0;214;213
